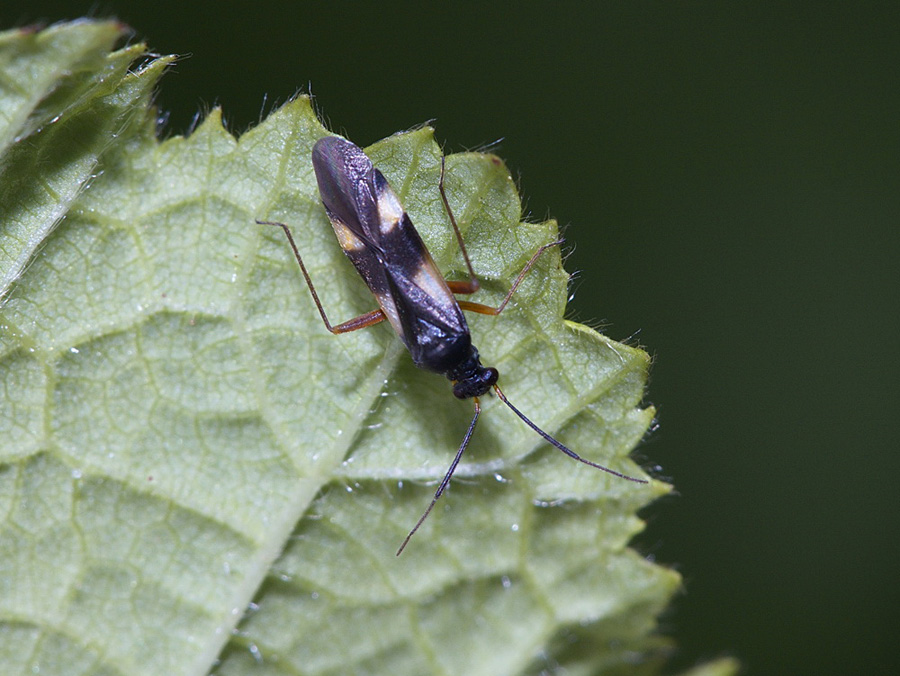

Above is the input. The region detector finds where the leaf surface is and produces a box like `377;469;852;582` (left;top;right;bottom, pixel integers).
0;21;678;676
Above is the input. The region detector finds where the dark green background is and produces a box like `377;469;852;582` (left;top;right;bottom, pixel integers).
17;3;900;674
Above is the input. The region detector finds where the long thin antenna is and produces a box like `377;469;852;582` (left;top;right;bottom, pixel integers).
397;398;482;556
493;385;648;483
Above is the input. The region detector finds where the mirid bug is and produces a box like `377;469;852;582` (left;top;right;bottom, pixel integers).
258;135;647;555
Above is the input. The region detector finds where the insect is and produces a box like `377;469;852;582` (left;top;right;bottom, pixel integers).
258;135;647;555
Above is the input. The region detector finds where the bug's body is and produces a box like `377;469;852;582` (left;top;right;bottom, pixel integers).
259;135;647;554
312;139;488;389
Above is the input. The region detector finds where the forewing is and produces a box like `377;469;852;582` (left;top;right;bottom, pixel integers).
312;137;385;251
311;137;469;368
385;240;472;374
312;137;398;321
364;168;470;365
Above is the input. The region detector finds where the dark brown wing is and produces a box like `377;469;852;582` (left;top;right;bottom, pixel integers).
312;137;471;374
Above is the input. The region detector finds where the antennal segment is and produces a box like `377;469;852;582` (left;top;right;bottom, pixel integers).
492;385;648;483
397;398;482;556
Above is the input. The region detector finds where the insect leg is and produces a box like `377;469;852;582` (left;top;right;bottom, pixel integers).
440;155;565;311
396;397;482;556
439;156;481;294
258;220;386;334
450;238;565;316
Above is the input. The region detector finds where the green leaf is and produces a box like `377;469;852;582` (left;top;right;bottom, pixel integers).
0;20;682;676
0;20;164;301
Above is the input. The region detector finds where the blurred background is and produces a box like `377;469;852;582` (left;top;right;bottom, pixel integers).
14;2;899;674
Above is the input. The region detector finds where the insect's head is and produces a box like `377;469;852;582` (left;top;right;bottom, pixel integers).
451;365;499;399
